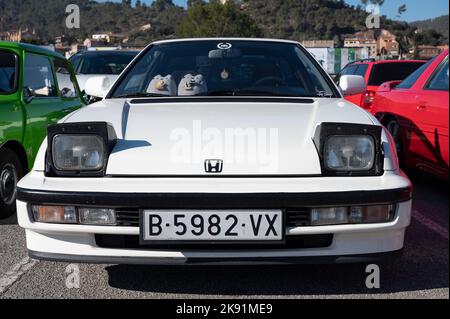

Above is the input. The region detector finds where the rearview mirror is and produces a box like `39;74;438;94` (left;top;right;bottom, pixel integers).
208;48;241;59
84;76;111;99
339;75;367;96
377;80;402;93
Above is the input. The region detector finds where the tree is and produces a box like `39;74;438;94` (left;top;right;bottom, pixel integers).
122;0;132;8
187;0;203;8
152;0;174;12
177;0;261;38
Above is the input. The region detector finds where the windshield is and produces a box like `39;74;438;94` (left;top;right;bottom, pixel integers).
73;51;138;75
110;41;337;98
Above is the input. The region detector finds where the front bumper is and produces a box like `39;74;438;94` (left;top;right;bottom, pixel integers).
17;171;412;265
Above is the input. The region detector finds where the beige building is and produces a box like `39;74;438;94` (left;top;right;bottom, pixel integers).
0;30;22;42
414;45;449;59
91;32;127;44
344;32;378;58
344;29;400;58
378;29;399;57
302;40;335;48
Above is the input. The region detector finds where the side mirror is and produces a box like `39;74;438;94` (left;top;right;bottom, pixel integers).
84;76;111;99
377;80;402;93
339;75;367;96
23;86;35;104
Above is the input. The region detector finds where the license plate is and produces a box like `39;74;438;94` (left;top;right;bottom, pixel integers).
140;210;284;244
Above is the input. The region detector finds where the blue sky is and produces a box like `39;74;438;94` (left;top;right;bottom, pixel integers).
101;0;449;22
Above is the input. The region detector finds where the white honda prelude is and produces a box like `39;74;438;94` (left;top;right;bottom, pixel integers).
17;39;412;265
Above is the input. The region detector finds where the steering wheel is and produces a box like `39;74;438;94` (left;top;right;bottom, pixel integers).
251;76;284;88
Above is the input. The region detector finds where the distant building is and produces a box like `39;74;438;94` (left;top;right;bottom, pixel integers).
83;38;108;48
92;33;112;42
414;45;449;59
344;29;400;58
0;27;36;42
92;32;127;44
378;29;399;57
344;31;378;58
0;30;22;42
302;40;335;48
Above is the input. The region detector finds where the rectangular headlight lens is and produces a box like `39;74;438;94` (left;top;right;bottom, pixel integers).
324;135;375;171
52;135;104;171
79;208;116;225
32;205;78;224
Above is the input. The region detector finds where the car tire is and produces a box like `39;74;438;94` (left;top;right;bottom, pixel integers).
385;118;404;166
0;148;24;219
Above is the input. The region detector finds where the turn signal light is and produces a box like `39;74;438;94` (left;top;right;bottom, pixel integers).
31;205;117;225
31;205;78;224
310;205;395;226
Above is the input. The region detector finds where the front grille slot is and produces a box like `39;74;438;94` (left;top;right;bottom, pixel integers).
95;234;333;250
286;209;311;227
116;209;140;227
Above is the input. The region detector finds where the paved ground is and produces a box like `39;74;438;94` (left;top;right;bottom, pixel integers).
0;171;448;299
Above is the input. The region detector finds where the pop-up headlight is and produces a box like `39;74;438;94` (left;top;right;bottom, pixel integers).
314;123;384;176
46;122;117;177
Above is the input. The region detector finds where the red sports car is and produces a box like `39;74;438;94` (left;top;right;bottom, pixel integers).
371;50;449;179
339;59;426;109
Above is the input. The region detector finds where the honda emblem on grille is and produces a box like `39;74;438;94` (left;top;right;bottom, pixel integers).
204;159;224;173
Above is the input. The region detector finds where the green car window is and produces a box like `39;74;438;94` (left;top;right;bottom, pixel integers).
24;54;58;97
0;50;18;94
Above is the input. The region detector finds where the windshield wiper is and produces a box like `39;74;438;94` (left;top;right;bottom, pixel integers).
114;92;170;99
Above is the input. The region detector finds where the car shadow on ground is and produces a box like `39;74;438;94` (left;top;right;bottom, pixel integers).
106;171;448;296
105;237;448;296
105;181;448;297
0;213;17;226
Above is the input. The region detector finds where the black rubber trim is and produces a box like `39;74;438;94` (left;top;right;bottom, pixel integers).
17;187;412;208
129;97;316;104
28;249;404;265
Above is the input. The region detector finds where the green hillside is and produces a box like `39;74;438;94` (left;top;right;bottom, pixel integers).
0;0;446;48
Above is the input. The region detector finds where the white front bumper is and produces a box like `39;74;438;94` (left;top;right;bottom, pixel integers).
17;171;412;264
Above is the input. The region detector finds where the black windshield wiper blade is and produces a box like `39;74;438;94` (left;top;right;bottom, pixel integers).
115;92;170;98
233;90;287;96
202;90;238;96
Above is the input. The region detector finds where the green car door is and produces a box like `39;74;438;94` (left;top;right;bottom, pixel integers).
21;53;81;167
0;47;23;216
1;42;84;217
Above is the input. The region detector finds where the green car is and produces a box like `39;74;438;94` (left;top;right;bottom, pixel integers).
0;41;84;217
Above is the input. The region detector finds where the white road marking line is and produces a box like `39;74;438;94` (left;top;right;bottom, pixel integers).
413;210;449;240
0;257;39;294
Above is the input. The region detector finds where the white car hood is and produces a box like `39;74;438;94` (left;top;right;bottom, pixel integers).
63;98;375;176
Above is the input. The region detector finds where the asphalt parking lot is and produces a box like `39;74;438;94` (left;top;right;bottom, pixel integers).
0;171;448;299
